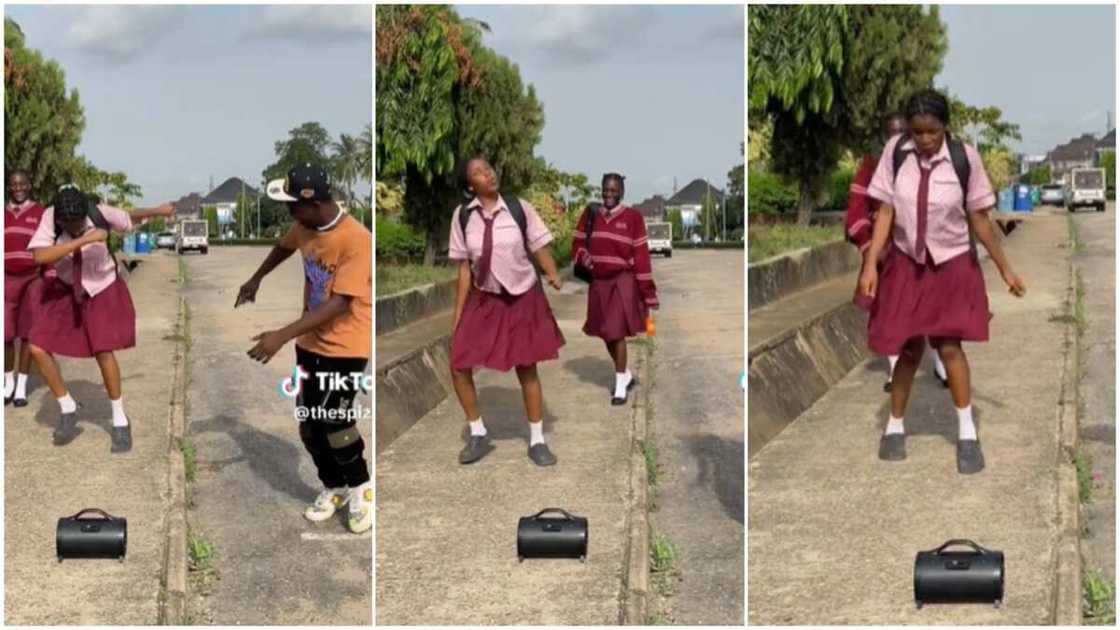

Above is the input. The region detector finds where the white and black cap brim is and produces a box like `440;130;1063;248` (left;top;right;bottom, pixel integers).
266;178;300;202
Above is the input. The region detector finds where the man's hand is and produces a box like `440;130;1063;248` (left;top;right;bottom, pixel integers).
247;330;288;364
235;278;261;308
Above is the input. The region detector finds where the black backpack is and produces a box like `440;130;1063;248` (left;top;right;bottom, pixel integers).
457;194;542;282
891;132;978;259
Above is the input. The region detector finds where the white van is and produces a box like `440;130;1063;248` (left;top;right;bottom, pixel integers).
177;219;209;255
647;221;673;257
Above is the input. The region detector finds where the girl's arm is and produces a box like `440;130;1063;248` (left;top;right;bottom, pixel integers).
859;204;894;298
970;209;1026;296
32;230;103;265
532;247;562;290
128;204;174;224
451;260;472;332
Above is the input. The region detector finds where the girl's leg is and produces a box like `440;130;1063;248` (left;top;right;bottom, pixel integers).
516;363;555;465
4;342;14;399
28;344;69;399
18;340;33;375
12;341;32;402
94;352;129;429
606;339;634;401
936;339;984;473
889;337;927;420
929;338;949;384
451;368;481;424
605;339;627;373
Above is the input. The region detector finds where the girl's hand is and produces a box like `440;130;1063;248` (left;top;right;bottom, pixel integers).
547;273;563;291
82;228;109;244
1002;270;1026;297
859;265;878;299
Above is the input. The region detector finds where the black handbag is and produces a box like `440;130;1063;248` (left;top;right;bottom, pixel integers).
914;539;1004;609
56;508;127;562
573;204;599;283
517;508;588;562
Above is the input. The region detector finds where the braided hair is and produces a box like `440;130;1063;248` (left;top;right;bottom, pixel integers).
602;172;626;197
905;89;951;126
53;185;89;223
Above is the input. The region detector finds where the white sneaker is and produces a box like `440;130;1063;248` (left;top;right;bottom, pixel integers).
304;487;348;523
347;483;372;534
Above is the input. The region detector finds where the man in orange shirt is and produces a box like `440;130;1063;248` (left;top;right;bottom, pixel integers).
237;163;372;534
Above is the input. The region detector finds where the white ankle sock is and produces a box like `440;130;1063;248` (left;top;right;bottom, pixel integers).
614;370;633;399
957;405;977;441
934;355;948;381
885;415;905;435
529;421;545;445
110;397;128;427
58;394;77;414
14;373;28;399
887;356;899;381
469;417;487;436
3;372;13;398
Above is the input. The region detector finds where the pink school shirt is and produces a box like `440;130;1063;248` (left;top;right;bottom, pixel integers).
867;134;997;265
448;197;553;295
28;204;133;298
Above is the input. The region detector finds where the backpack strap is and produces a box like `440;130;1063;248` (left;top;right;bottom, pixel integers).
892;133;978;260
458;196;542;284
87;201;121;276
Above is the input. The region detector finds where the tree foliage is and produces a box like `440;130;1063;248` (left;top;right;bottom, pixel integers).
376;5;545;262
1027;163;1052;186
946;95;1022;150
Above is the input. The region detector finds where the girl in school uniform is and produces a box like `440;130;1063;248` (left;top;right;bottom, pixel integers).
5;170;51;407
25;185;174;453
859;90;1026;474
572;173;658;405
847;114;949;393
449;156;566;468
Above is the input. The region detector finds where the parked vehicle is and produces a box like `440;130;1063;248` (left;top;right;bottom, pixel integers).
155;231;176;249
1065;168;1107;213
647;221;673;257
177;219;209;255
1039;184;1066;207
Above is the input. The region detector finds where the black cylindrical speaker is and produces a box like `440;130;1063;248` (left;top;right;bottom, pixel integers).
517;508;588;562
914;539;1003;608
56;508;127;562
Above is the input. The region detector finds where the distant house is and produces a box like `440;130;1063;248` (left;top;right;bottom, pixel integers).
1047;134;1101;181
632;195;668;222
1096;128;1115;165
171;193;203;224
665;179;724;231
201;177;260;226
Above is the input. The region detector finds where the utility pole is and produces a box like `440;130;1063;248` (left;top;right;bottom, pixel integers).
256;196;261;239
240;179;245;239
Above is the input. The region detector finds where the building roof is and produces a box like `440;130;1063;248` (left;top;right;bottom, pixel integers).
632;195;667;219
201;177;260;204
666;178;724;206
1048;133;1099;162
1097;128;1115;150
172;192;203;216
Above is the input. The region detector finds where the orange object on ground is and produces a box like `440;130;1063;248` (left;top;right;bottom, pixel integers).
646;315;655;336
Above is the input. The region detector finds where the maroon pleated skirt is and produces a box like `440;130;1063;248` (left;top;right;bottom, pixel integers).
859;246;991;356
451;284;565;372
583;270;648;342
5;272;37;343
24;276;136;358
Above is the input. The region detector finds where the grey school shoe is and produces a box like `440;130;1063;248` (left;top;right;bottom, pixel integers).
459;435;491;465
52;411;80;446
957;440;985;474
110;424;133;453
528;443;557;467
878;433;906;461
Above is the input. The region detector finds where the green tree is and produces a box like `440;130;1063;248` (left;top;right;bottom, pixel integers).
102;171;142;207
205;206;219;241
947;95;1022;150
233;192;256;237
1028;163;1052;186
5;18;90;198
667;208;684;244
262;122;333;184
725;142;745;234
331;132;363;206
750;5;948;224
376;5;545;263
1101;151;1115;195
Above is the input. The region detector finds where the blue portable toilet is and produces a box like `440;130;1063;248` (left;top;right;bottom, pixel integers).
136;232;151;254
123;234;137;255
998;187;1015;212
1013;184;1033;212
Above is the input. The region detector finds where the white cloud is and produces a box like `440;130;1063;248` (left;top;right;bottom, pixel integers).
497;6;660;66
66;6;190;65
243;5;371;44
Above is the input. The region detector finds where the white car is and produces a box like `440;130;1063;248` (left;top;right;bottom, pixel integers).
155;232;176;249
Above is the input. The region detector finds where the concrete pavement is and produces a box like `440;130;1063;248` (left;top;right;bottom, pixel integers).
4;253;181;624
647;249;745;624
748;210;1075;624
180;246;373;625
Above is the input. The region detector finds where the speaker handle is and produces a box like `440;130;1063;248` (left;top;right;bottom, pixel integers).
932;539;987;555
531;508;576;521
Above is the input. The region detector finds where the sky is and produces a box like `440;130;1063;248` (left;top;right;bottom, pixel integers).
936;4;1115;156
5;5;372;205
455;4;745;204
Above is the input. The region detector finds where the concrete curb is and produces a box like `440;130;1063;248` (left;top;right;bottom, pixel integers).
1052;247;1082;625
376;279;458;336
622;340;652;625
748;240;860;311
374;334;454;453
158;293;189;625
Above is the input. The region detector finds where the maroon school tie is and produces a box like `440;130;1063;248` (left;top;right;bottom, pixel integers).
915;166;932;264
71;245;86;305
474;212;497;287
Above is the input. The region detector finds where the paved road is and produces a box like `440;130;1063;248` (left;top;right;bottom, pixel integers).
647;249;745;624
749;211;1072;624
1068;204;1116;612
181;246;372;625
4;253;179;624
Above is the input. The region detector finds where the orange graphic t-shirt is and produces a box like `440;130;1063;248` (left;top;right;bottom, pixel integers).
280;213;372;359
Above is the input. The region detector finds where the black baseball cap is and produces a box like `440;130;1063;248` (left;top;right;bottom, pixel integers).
267;163;331;202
